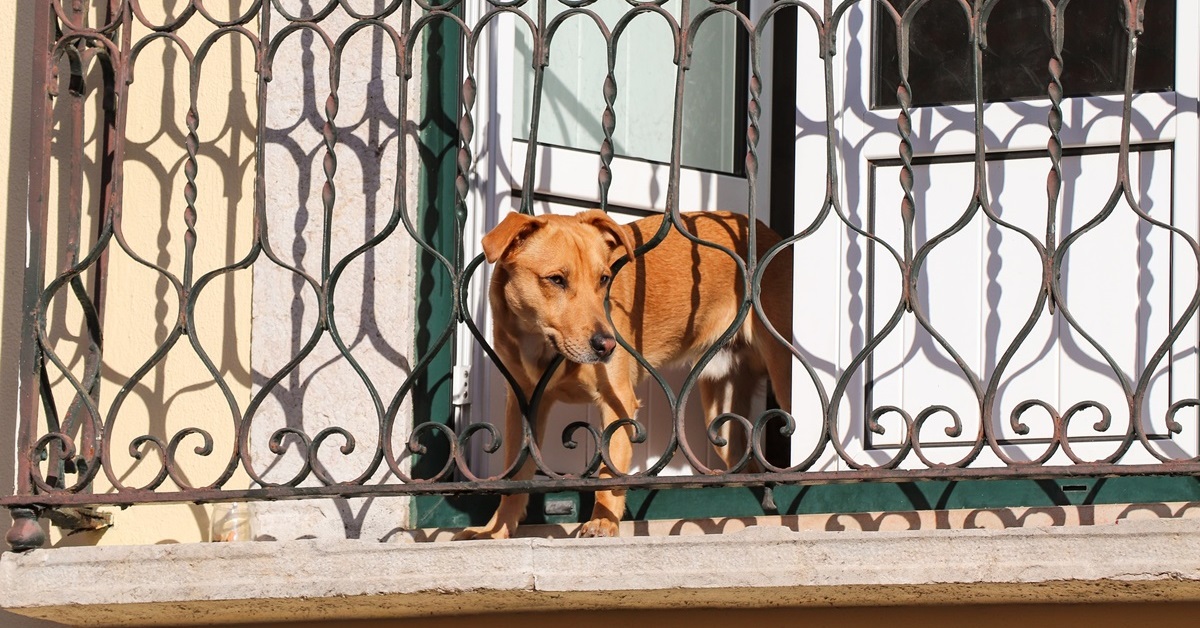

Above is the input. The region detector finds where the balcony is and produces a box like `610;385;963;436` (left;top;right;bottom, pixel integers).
2;0;1200;625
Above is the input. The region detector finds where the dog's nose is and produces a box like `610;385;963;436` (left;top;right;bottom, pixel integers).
590;333;616;358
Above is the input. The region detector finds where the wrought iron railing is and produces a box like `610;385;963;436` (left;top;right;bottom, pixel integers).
4;0;1198;551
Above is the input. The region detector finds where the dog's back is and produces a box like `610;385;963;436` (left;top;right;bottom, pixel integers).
611;211;793;413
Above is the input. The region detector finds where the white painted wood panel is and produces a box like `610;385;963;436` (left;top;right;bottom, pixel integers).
789;0;1200;471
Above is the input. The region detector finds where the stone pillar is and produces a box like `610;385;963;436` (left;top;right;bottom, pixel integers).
248;5;422;541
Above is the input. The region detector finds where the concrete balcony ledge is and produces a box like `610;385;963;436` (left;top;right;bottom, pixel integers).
3;514;1200;626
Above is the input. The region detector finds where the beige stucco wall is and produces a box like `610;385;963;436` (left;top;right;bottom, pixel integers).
246;7;419;542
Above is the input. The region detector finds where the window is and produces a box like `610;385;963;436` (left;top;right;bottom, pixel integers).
512;0;750;175
873;0;1175;108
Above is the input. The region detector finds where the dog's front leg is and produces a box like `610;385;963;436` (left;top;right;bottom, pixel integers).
580;382;639;538
453;392;550;540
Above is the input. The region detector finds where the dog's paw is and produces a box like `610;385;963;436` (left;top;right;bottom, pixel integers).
578;517;619;538
451;526;511;541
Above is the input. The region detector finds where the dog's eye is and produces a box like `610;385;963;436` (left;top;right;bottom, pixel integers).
546;275;567;288
599;275;611;287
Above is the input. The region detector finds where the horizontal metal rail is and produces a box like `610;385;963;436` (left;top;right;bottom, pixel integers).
5;464;1200;510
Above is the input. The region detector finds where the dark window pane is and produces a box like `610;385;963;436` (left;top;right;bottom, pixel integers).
873;0;1175;108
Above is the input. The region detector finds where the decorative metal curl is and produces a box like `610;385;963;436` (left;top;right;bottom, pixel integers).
1144;398;1200;464
594;417;649;479
856;405;914;470
452;422;504;482
1058;401;1119;465
1165;399;1199;437
259;427;315;487
751;409;797;473
909;405;969;469
706;413;755;474
405;421;460;483
164;428;217;486
309;426;358;485
29;433;84;494
561;421;605;478
126;435;172;491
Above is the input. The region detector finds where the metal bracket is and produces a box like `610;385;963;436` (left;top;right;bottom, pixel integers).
451;365;471;407
46;507;113;536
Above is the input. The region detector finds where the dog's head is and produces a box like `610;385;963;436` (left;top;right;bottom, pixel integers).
483;210;636;364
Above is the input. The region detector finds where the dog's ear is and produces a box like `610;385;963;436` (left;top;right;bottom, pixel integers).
579;210;636;264
482;212;541;263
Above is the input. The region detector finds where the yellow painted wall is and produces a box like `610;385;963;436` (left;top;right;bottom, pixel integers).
4;0;422;549
2;2;255;548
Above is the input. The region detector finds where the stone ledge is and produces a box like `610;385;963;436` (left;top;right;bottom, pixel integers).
4;517;1200;626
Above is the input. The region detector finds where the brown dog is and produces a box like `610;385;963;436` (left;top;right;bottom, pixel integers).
453;210;792;539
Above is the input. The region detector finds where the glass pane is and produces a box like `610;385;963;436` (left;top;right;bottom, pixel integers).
873;0;1175;108
513;0;747;175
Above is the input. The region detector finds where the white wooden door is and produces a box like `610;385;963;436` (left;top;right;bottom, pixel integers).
788;0;1199;471
461;1;776;478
